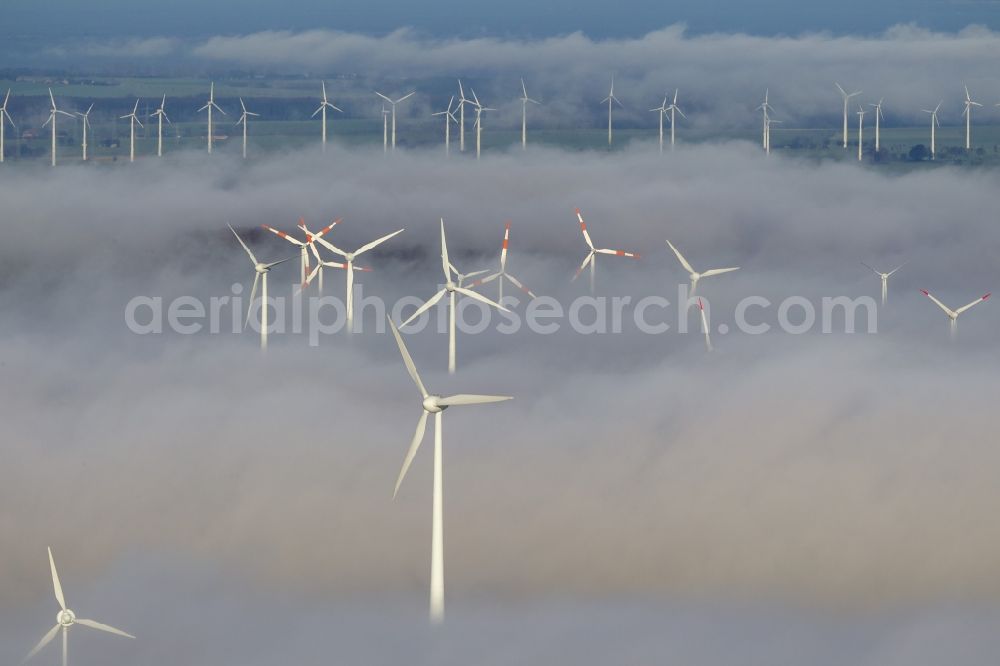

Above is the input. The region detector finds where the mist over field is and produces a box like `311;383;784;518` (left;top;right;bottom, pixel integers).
1;140;999;663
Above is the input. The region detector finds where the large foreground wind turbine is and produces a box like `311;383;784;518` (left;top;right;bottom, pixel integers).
401;219;508;374
472;222;537;302
387;317;512;624
76;104;94;162
922;101;942;158
0;89;12;163
315;226;405;330
862;261;905;306
868;98;884;153
375;91;415;152
431;96;458;155
198;83;225;154
230;224;296;349
602;76;623;146
151;95;170;157
313;81;342;153
573;208;640;294
236;97;259;160
43;89;74;167
120;99;143;162
962;85;982;151
25;548;134;666
835;83;861;149
920;289;990;340
666;239;740;296
519;78;540;149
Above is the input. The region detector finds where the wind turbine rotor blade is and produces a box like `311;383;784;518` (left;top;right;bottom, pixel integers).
954;293;990;316
461;269;489;281
25;624;61;661
245;272;260;329
261;225;305;247
700;298;713;352
264;255;299;269
575;209;594;249
504;273;536;298
700;267;740;278
75;619;135;639
375;91;393;104
387;318;428;397
596;248;639;259
887;263;907;276
572;252;595;281
438;394;513;407
473;272;501;286
920;290;954;317
397;92;415;103
454;286;510;312
315;236;348;257
401;289;447;328
49;88;56;107
675;107;687;119
48;548;66;611
835;82;846;96
393;410;429;498
861;261;881;276
355;228;405;256
439;220;451;280
665;240;695;274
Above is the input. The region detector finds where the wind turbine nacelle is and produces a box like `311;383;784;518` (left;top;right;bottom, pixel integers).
58;609;76;626
423;396;447;413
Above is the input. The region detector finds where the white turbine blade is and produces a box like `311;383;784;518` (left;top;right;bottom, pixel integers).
861;261;882;276
521;78;528;98
245;272;260;329
393;410;429;498
198;103;210;113
461;269;489;281
575;209;594;249
311;105;325;118
264;255;298;269
454;286;510;312
261;225;306;247
401;289;447;328
355;228;404;256
572;252;594;281
439;219;451;281
474;272;501;286
387;318;428;397
438;394;513;407
886;263;907;277
315;235;348;257
835;82;846;96
665;240;695;274
596;248;639;259
920;290;954;317
228;224;259;265
296;263;322;294
375;91;392;104
699;299;713;352
954;293;991;316
330;104;343;113
48;548;66;610
48;88;56;108
505;273;537;298
396;91;415;103
24;624;61;662
700;267;740;278
75;619;135;639
675;106;687;119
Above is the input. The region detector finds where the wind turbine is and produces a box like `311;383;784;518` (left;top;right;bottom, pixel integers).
519;78;540;149
835;83;861;149
24;548;134;666
198;82;226;154
43;88;75;167
457;79;470;153
0;88;12;163
150;95;170;157
387;317;512;624
262;218;340;287
756;89;774;151
229;224;296;349
573;208;640;294
602;75;623;146
314;226;405;330
862;261;905;306
120;98;143;162
666;239;740;296
856;105;866;161
470;89;495;160
236;97;259;160
651;96;668;153
472;222;537;302
665;89;685;150
312;81;342;153
765;117;783;155
297;218;344;293
962;84;982;151
920;289;990;341
375;91;415;152
698;298;712;352
400;219;508;374
868;98;884;153
922;102;942;158
431;96;458;155
76;104;94;162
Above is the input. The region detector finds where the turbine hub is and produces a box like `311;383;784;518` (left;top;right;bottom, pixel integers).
57;609;76;626
256;263;268;273
422;395;446;413
445;283;456;292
